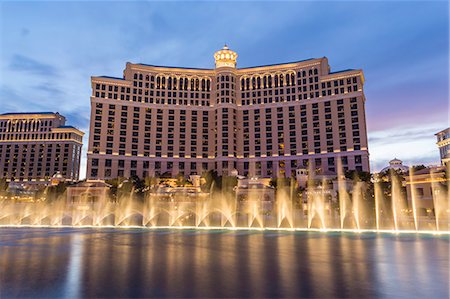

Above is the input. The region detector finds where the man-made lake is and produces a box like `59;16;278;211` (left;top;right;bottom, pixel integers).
0;228;448;298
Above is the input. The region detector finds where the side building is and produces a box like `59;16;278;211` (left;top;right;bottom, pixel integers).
0;112;84;184
87;46;369;179
436;128;449;167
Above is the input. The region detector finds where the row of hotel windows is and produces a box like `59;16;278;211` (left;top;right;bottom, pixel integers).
93;86;358;107
129;68;320;94
130;70;357;93
240;74;358;92
240;85;359;105
0;119;54;133
94;70;359;107
132;73;213;91
93;99;358;118
89;155;364;178
0;132;80;141
91;99;362;157
1;144;79;178
94;90;212;106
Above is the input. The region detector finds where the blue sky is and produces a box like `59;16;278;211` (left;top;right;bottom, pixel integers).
0;1;448;178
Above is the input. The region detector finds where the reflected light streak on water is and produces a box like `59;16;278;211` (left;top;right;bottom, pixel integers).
0;228;448;298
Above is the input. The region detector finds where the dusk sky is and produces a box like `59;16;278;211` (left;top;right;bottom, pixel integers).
0;1;448;178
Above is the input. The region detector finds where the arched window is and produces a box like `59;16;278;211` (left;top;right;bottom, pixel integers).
309;69;313;76
268;76;272;88
195;78;200;91
201;79;206;91
184;78;188;90
161;77;166;89
168;77;172;90
207;80;211;91
246;78;250;90
139;74;143;80
302;71;306;77
291;73;295;85
257;77;261;89
173;77;177;90
145;75;149;81
241;78;245;91
274;75;279;87
314;69;318;75
221;75;225;82
252;77;256;89
191;79;195;90
134;73;138;79
286;74;290;86
156;77;161;89
280;74;284;86
263;76;267;88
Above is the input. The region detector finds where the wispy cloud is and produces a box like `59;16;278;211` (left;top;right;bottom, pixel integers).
33;83;64;97
9;54;58;77
369;123;444;171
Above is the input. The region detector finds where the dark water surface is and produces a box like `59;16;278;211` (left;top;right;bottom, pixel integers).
0;228;448;298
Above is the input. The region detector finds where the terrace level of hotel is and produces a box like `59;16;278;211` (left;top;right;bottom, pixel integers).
87;45;369;179
0;112;84;183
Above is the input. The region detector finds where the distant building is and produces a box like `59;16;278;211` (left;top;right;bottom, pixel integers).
435;128;449;166
0;112;84;184
405;166;446;214
66;180;111;203
405;128;449;214
380;158;409;173
87;45;370;180
235;177;275;212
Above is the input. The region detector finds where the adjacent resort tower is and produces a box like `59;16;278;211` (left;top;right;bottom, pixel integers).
0;112;84;183
87;45;369;179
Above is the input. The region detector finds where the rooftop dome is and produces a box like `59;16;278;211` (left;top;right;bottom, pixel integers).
214;44;238;68
380;158;409;173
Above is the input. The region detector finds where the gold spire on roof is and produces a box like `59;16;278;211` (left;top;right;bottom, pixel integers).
214;44;238;68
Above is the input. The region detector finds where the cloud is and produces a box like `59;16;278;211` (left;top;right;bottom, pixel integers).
9;54;58;77
20;28;30;36
33;83;64;97
368;123;444;171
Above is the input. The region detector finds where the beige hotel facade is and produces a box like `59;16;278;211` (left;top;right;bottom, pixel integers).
0;112;84;183
87;46;369;179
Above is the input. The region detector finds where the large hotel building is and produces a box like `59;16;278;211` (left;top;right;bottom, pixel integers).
0;112;84;183
87;46;369;179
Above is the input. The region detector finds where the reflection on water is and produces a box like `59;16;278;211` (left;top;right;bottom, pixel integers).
0;228;448;298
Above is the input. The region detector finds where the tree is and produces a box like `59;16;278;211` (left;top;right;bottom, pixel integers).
46;182;68;202
144;177;159;192
202;170;220;192
412;165;426;172
221;176;238;196
345;170;371;183
0;178;8;193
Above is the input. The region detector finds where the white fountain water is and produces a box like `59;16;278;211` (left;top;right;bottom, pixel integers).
0;168;448;234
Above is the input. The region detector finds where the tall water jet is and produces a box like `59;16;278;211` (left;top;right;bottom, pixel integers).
276;178;294;228
430;167;449;231
408;167;419;231
390;169;408;231
337;160;347;229
374;174;383;230
307;177;327;229
352;181;362;230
